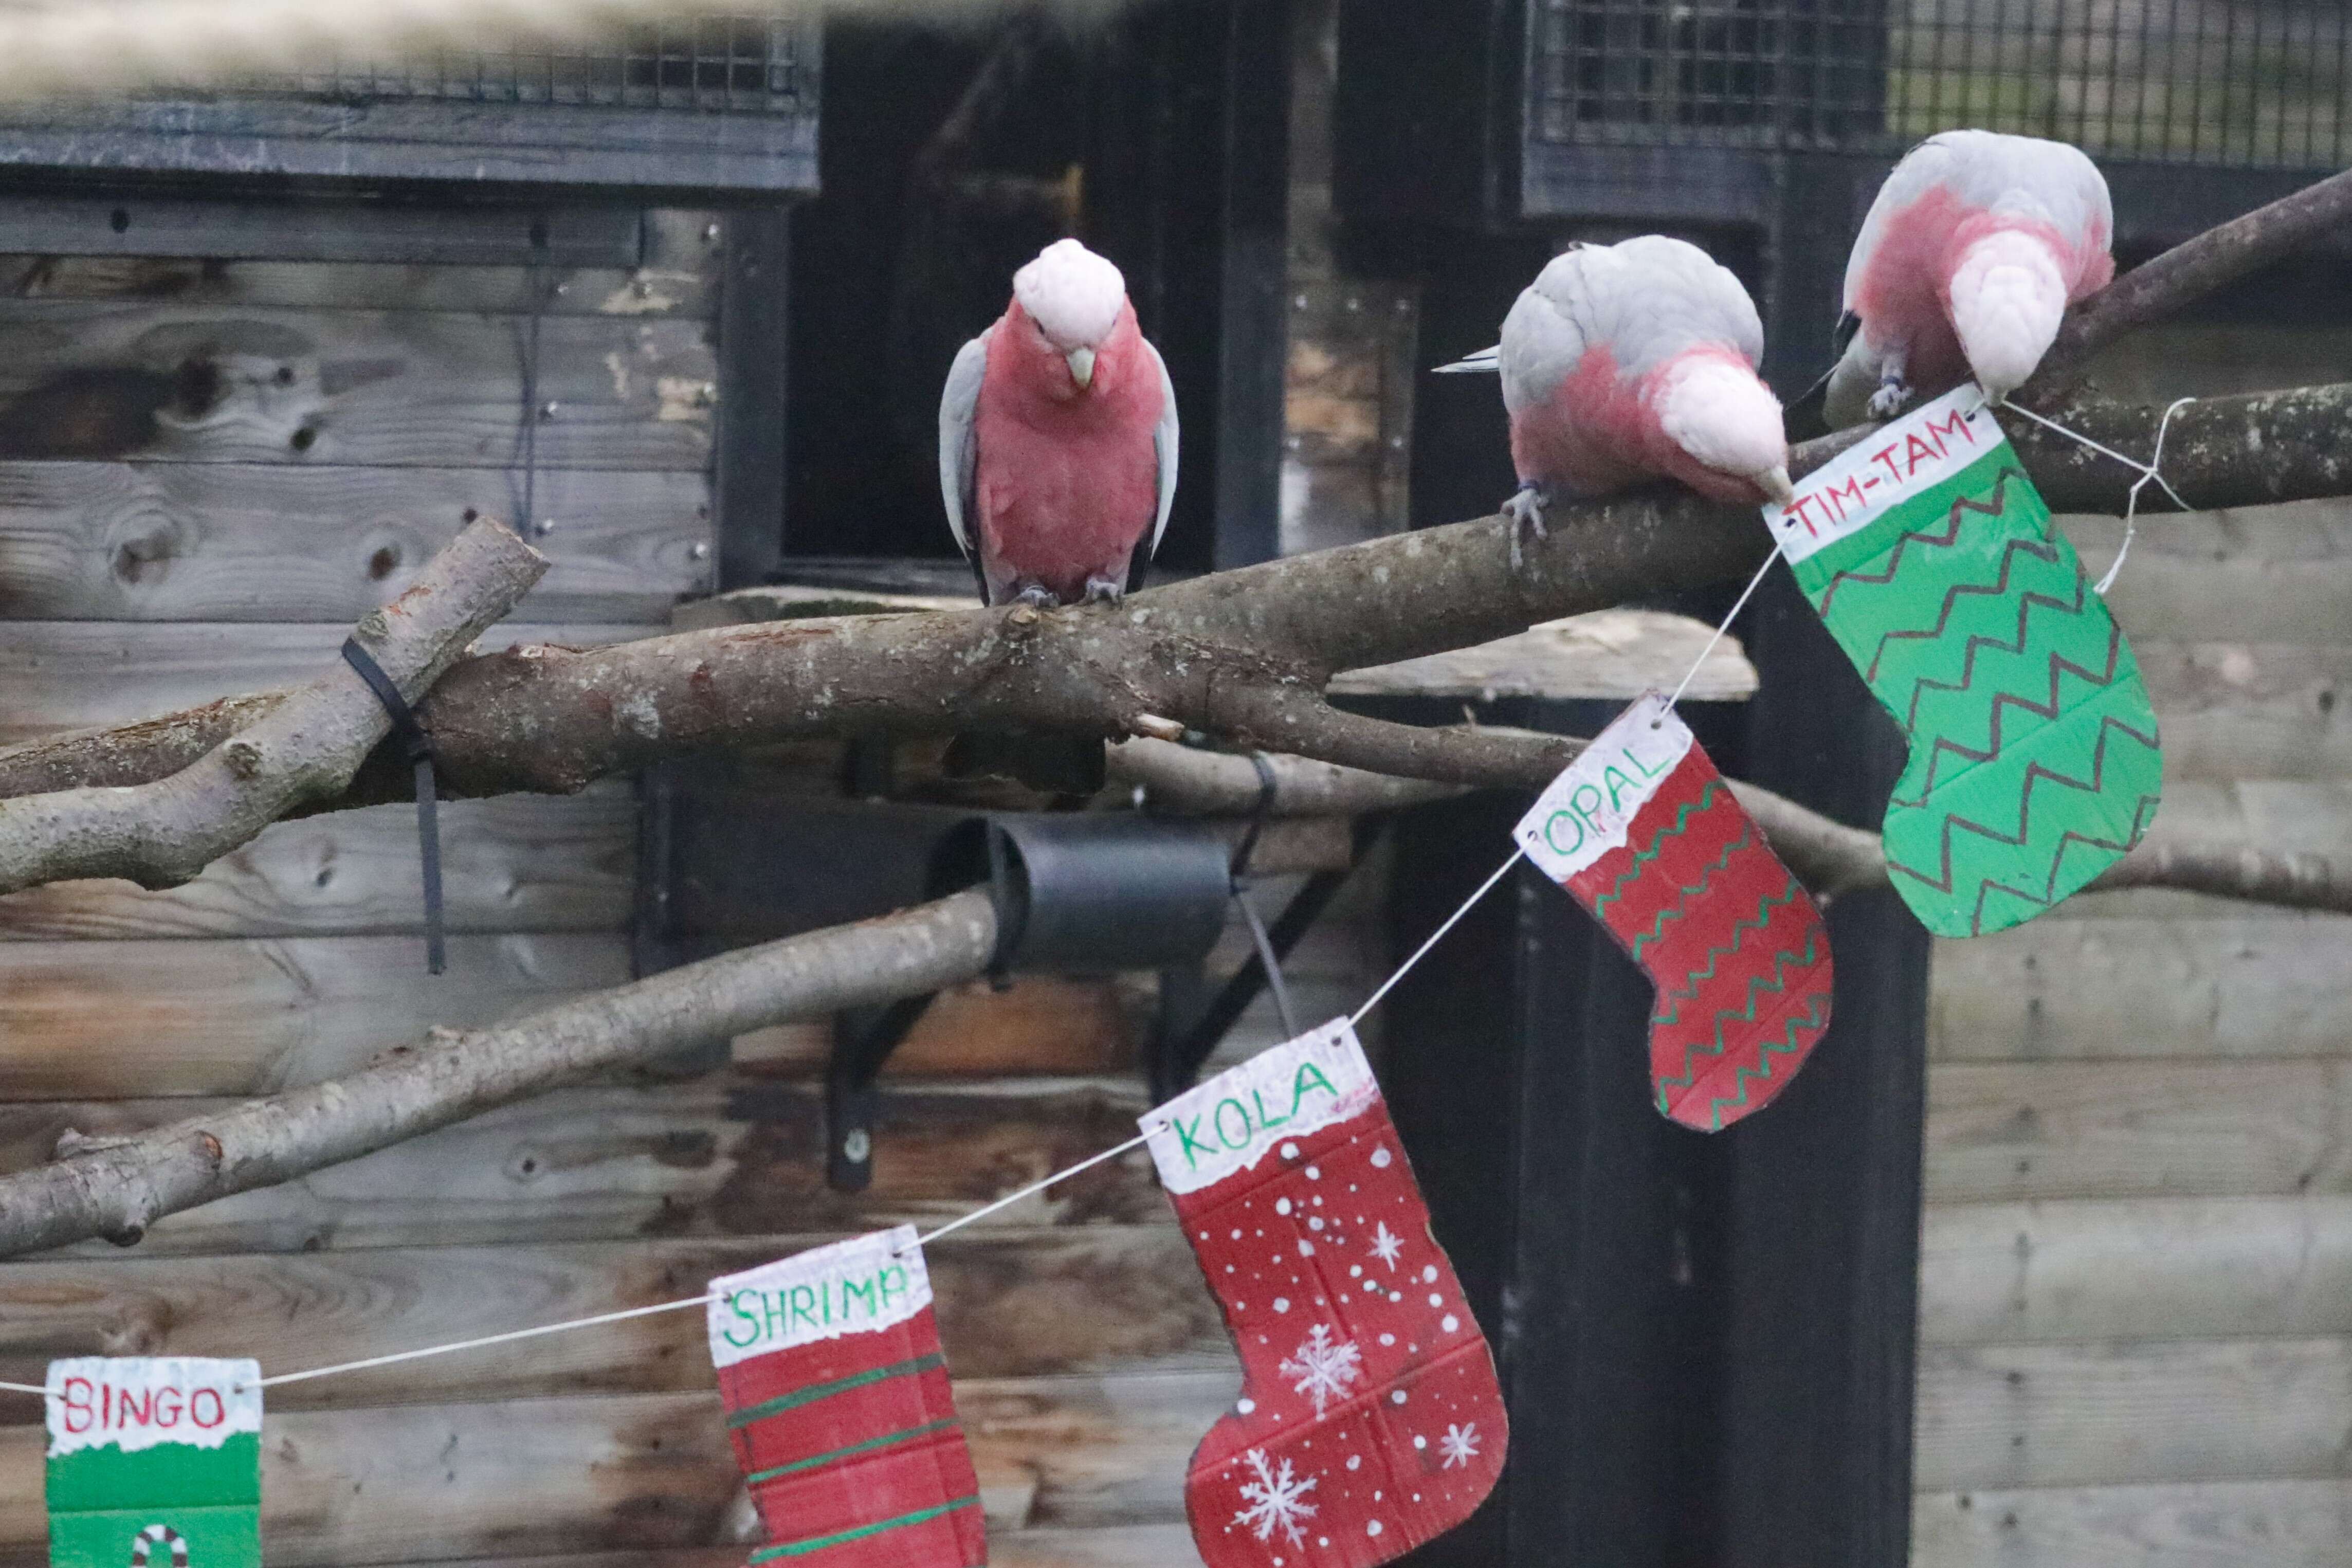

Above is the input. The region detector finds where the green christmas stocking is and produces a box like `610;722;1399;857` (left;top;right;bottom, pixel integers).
45;1358;263;1568
1763;386;2163;937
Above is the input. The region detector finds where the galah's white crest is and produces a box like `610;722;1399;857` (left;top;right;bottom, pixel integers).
1825;129;2114;427
1437;235;1792;560
940;237;1179;606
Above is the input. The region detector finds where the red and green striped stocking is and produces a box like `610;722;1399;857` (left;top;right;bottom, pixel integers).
707;1229;985;1568
1516;695;1836;1129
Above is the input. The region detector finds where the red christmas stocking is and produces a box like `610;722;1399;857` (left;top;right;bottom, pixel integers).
1145;1020;1507;1568
1515;692;1836;1129
706;1228;986;1568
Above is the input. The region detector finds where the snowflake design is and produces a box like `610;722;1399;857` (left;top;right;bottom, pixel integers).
1279;1322;1365;1416
1233;1447;1319;1546
1369;1221;1405;1271
1439;1422;1481;1469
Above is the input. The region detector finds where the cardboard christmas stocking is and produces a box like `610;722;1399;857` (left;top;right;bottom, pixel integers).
1145;1020;1506;1568
707;1228;986;1568
45;1358;263;1568
1763;385;2164;937
1516;694;1835;1128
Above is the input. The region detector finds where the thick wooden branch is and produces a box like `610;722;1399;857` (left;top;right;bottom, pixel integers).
0;521;542;896
0;889;997;1260
2050;167;2352;370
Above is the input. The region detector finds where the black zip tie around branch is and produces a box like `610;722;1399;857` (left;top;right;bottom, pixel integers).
342;639;446;975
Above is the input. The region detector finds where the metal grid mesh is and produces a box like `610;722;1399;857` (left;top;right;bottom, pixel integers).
1534;1;2350;168
234;17;812;114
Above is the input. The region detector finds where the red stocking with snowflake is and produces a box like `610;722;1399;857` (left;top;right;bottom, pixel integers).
1144;1020;1506;1568
1515;693;1836;1129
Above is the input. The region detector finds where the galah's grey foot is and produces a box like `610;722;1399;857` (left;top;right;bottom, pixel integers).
1082;575;1125;605
1502;482;1551;571
1012;584;1059;610
1866;371;1913;421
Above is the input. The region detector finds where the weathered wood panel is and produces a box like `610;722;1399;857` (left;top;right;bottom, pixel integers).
0;932;633;1097
1915;1479;2352;1568
2058;500;2352;647
735;976;1135;1082
1920;1197;2352;1346
0;303;712;470
0;1078;1169;1257
0;1374;1225;1563
1915;1337;2352;1492
1929;916;2352;1061
0;463;709;623
2135;642;2352;782
1925;1059;2352;1204
0;790;633;941
0;621;643;741
0;209;721;319
0;1229;1228;1409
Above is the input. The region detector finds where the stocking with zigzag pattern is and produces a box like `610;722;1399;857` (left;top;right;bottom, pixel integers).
1515;695;1836;1130
1762;386;2164;937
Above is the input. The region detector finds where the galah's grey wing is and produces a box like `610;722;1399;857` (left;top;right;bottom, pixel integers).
938;330;991;561
1147;337;1180;559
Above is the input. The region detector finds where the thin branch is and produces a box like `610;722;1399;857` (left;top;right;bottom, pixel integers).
0;520;543;896
0;889;998;1260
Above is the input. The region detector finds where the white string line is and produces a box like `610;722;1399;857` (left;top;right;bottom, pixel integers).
1347;848;1524;1028
903;1126;1164;1251
1995;395;2191;514
1666;543;1784;713
0;1381;48;1397
2095;396;2195;596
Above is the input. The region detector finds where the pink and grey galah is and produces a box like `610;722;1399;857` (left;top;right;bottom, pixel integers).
940;237;1179;607
1825;129;2114;428
1437;235;1793;562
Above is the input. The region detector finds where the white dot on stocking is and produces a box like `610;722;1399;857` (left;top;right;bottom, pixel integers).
1380;1334;1395;1345
1429;1293;1443;1307
1350;1265;1363;1278
1309;1218;1325;1232
1299;1241;1315;1255
1347;1455;1362;1471
1273;1298;1291;1313
1307;1165;1321;1180
1422;1266;1438;1283
1413;1435;1426;1449
1237;1398;1255;1413
1443;1314;1461;1333
1391;1390;1407;1405
1281;1142;1300;1160
1370;1145;1393;1168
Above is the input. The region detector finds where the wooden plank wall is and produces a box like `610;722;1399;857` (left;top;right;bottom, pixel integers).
1911;327;2352;1567
0;185;1404;1567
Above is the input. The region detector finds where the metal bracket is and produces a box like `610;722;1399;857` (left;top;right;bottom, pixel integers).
826;994;933;1193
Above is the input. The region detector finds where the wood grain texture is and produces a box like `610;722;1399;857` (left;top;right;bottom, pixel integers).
1916;1480;2352;1567
0;301;713;470
0;932;633;1097
1929;916;2352;1061
0;621;644;741
2136;642;2352;782
0;210;722;319
1925;1059;2352;1204
0;1228;1229;1410
0;1077;1169;1256
0;462;710;622
1920;1197;2352;1346
2059;500;2352;645
1915;1337;2352;1491
0;1374;1225;1563
0;788;633;940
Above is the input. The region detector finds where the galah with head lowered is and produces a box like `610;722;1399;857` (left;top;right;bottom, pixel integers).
1825;129;2113;428
940;237;1178;607
1437;235;1793;563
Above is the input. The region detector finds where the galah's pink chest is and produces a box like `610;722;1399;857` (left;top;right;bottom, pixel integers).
1508;345;1656;496
973;350;1162;592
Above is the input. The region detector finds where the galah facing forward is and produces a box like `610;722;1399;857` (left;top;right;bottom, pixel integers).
940;238;1178;607
1437;235;1793;560
1824;129;2114;428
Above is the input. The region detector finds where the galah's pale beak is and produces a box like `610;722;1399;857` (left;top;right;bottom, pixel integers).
1066;347;1097;390
1758;466;1796;506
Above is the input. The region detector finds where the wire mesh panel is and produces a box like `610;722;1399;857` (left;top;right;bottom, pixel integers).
0;15;822;193
248;19;815;116
1531;0;2349;168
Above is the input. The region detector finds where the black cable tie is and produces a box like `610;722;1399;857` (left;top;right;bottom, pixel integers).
1229;751;1281;883
342;639;446;975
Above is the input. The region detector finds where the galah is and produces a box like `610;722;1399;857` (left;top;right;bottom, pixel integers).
940;237;1178;607
1825;129;2113;427
1437;235;1793;560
